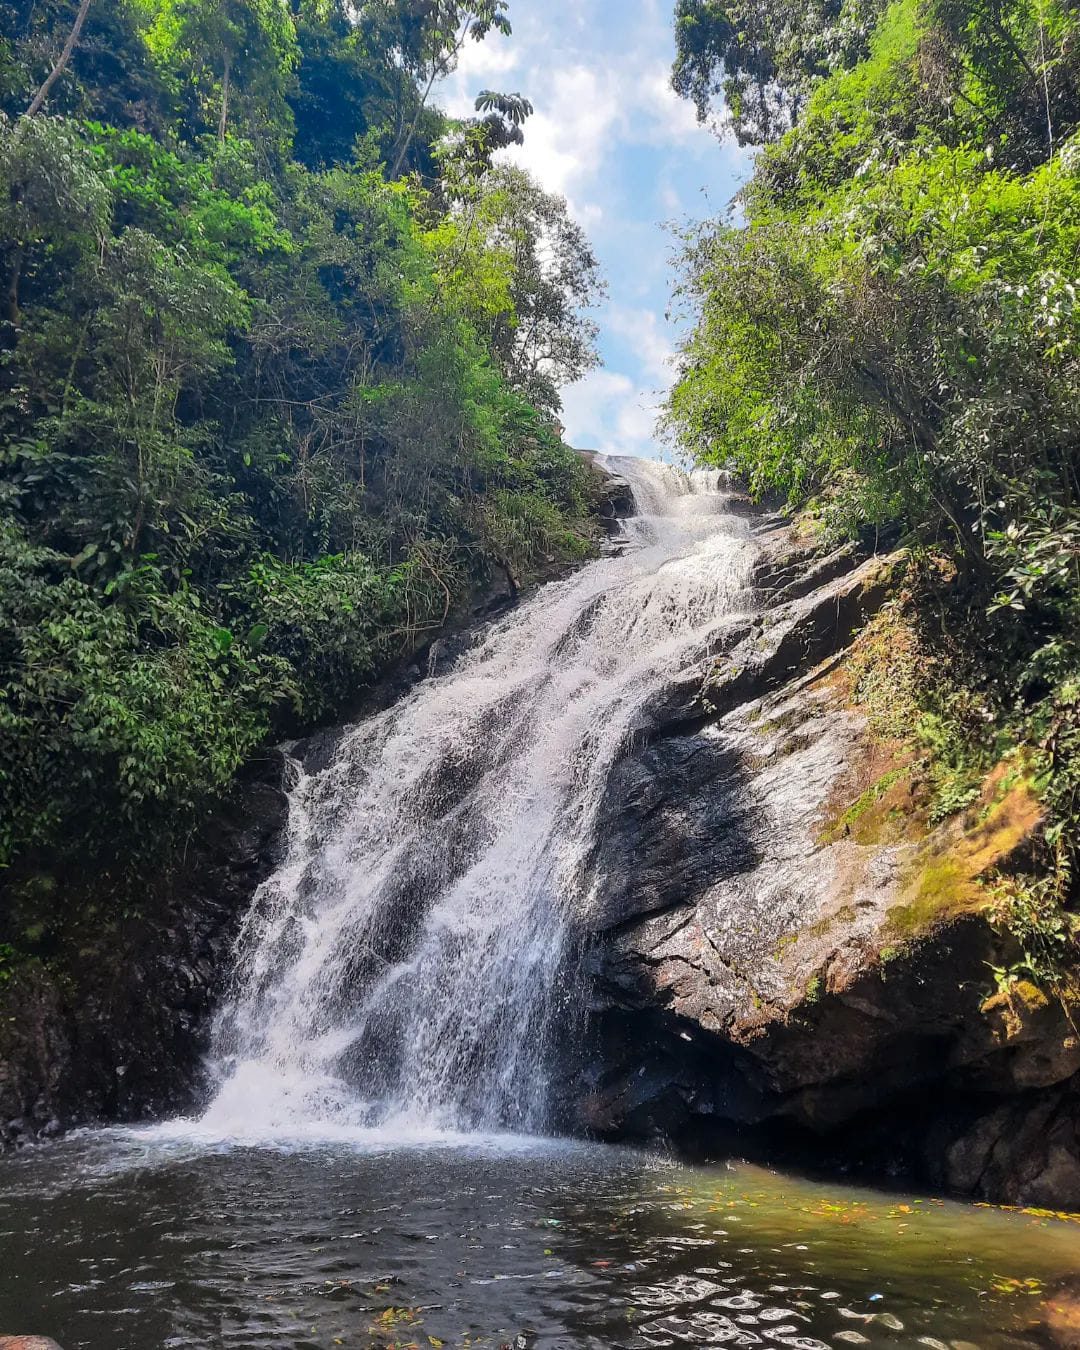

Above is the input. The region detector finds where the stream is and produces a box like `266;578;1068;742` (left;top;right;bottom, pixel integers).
1;1129;1078;1348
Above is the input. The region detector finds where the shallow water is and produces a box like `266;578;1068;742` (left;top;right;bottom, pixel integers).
0;1132;1077;1349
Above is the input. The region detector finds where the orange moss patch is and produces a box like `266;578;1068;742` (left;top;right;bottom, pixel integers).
980;978;1051;1039
884;768;1044;943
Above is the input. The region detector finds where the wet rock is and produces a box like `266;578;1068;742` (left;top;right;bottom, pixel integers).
473;562;518;616
936;1084;1080;1206
977;983;1080;1089
0;755;289;1144
576;447;635;528
578;510;1077;1203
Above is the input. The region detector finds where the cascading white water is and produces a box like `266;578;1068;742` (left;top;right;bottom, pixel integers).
193;457;755;1142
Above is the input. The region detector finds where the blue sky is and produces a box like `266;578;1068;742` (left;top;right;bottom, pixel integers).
442;0;752;456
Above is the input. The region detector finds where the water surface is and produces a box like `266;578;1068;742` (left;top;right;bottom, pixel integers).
0;1131;1077;1349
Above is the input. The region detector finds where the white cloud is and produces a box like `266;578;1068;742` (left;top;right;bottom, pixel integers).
434;1;748;458
632;63;705;145
605;305;675;387
659;179;685;215
453;32;521;83
560;369;663;457
444;57;620;220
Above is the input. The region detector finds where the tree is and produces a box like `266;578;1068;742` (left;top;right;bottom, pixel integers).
288;0;402;169
671;0;881;144
386;0;512;176
148;0;298;146
433;164;604;416
922;0;1080;164
483;167;604;415
470;88;533;156
24;0;92;115
0;0;598;877
0;112;109;325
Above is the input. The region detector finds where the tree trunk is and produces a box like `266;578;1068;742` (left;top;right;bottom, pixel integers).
218;55;231;143
25;0;94;117
389;18;472;178
390;65;439;179
6;245;23;327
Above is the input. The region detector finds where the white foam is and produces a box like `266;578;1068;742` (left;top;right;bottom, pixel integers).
175;457;754;1144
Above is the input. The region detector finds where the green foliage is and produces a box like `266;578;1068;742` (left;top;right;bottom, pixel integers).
146;0;300;149
0;0;602;869
429;163;606;416
917;710;985;823
229;550;443;721
989;874;1080;989
672;0;884;144
0;522;284;864
668;0;1080;931
845;589;1001;822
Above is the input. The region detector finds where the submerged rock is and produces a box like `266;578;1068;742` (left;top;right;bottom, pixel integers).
1043;1277;1080;1348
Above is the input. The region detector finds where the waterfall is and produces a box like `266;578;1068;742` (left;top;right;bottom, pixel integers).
194;458;755;1142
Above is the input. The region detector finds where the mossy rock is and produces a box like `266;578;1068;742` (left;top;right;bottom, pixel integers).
883;770;1044;948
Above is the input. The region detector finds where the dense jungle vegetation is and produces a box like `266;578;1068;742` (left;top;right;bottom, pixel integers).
0;0;604;871
669;0;1080;971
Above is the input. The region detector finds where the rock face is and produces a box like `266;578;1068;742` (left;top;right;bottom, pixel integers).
576;512;1080;1205
576;448;635;529
0;758;288;1146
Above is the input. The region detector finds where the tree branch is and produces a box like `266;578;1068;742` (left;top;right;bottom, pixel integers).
25;0;94;117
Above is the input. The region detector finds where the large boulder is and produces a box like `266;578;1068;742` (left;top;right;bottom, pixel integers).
577;514;1079;1202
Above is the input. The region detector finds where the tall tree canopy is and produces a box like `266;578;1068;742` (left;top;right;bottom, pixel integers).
0;0;603;872
672;0;882;143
